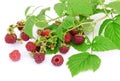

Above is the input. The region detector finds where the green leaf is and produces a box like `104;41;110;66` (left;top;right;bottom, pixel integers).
104;21;120;49
92;36;117;51
114;15;120;25
79;15;87;21
66;0;93;16
53;26;63;40
107;1;120;14
25;6;33;16
98;19;112;35
45;23;58;30
92;0;105;4
60;0;67;3
67;52;101;77
23;16;36;38
35;7;50;28
82;22;95;34
54;3;65;17
94;9;110;14
71;36;91;51
59;16;75;30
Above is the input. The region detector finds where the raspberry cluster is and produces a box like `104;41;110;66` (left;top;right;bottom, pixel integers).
5;21;30;44
5;19;85;66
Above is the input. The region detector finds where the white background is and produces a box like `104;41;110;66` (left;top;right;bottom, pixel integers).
0;0;120;81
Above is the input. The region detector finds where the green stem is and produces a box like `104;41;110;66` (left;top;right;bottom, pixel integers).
31;6;42;15
99;0;109;17
48;16;62;22
91;26;95;54
45;15;53;20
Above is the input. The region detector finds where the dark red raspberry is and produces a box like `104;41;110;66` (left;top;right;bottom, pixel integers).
41;29;51;36
18;27;23;31
64;33;72;43
9;50;21;61
36;46;40;52
5;33;17;44
59;45;69;54
73;34;85;45
26;41;36;52
33;53;45;64
51;55;64;66
70;28;79;35
20;32;30;41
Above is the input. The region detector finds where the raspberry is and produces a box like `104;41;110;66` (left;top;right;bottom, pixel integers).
64;33;72;43
51;55;64;66
33;53;45;64
26;41;36;52
70;28;79;35
73;34;85;45
20;32;29;41
41;29;51;36
18;27;23;31
59;45;69;54
9;50;21;61
5;33;17;44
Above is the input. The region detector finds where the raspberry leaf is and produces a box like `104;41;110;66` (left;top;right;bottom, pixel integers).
54;3;66;17
67;52;101;77
107;1;120;14
114;15;120;25
35;7;50;28
98;19;112;35
46;23;58;30
25;6;33;16
92;36;117;51
66;0;93;16
92;0;105;4
53;26;63;40
59;16;75;30
24;16;36;38
60;0;67;3
104;21;120;49
82;22;95;34
71;36;91;51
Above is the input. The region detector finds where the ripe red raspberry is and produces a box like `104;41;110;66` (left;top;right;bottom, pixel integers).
5;33;17;44
41;29;51;36
33;53;45;64
64;33;72;43
73;34;85;45
18;27;23;31
51;55;64;66
59;45;69;54
20;32;29;41
70;28;79;35
26;41;36;52
9;50;21;61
